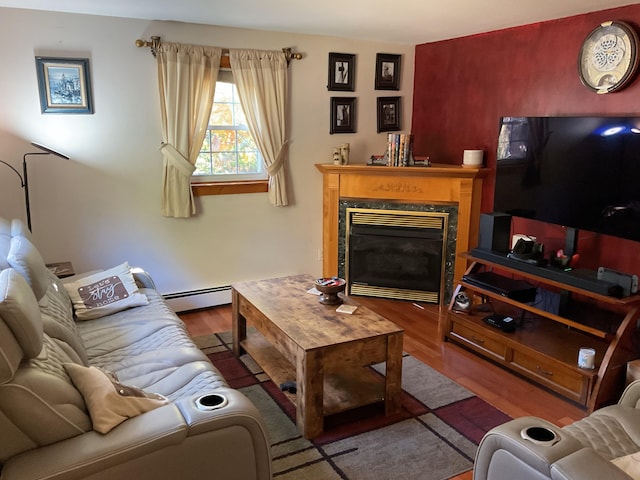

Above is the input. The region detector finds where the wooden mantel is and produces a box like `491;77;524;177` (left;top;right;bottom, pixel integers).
315;163;488;289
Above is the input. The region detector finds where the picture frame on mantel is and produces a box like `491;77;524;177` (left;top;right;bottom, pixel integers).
35;56;94;114
376;96;401;132
330;97;356;134
375;53;401;90
328;52;355;91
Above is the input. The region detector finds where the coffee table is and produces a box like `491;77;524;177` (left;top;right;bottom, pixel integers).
232;274;404;438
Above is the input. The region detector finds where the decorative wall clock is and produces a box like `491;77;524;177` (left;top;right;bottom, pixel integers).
578;20;639;94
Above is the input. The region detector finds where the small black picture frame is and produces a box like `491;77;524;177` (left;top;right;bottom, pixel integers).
35;57;94;114
377;96;401;132
375;53;401;90
328;52;355;91
330;97;356;134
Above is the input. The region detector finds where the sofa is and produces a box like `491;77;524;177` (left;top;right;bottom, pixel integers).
0;218;272;480
473;379;640;480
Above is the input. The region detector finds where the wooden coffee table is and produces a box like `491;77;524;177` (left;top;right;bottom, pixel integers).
232;274;404;438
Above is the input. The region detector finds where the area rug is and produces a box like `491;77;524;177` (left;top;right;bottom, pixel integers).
195;331;510;480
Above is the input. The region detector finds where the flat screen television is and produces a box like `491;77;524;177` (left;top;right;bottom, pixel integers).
494;116;640;243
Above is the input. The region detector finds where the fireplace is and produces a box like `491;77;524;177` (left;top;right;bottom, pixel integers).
316;163;487;305
345;208;448;303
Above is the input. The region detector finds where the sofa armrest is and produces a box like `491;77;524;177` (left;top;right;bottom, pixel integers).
618;379;640;408
474;417;584;480
1;403;187;479
130;267;157;290
2;389;272;480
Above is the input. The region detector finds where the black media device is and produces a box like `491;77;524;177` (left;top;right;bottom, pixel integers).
483;314;516;333
463;271;538;303
494;116;640;244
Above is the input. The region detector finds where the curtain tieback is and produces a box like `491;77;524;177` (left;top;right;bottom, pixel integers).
266;140;288;177
160;142;196;175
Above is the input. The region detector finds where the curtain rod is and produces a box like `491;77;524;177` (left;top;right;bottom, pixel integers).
135;36;303;64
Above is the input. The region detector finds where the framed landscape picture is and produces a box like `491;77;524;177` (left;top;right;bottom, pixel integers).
377;96;401;132
375;53;401;90
35;57;94;114
330;97;356;134
328;52;355;91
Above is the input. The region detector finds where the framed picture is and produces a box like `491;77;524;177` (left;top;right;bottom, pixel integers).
330;97;356;134
377;96;401;132
328;52;355;91
375;53;401;90
35;57;94;114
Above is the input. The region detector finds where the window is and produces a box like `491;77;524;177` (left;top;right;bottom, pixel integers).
193;79;266;182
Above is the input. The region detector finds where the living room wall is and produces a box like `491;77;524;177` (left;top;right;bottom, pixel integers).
0;8;414;307
412;4;640;275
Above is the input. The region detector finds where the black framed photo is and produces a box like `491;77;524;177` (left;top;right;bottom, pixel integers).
330;97;356;134
377;96;401;132
375;53;401;90
35;57;94;114
328;52;355;91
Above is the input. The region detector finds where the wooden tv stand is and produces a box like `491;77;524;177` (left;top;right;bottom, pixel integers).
445;252;640;412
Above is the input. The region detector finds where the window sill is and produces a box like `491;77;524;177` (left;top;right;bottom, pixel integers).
192;180;268;196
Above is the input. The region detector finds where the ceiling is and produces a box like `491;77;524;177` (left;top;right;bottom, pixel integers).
0;0;638;44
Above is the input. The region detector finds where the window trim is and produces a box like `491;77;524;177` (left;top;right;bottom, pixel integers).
192;179;268;196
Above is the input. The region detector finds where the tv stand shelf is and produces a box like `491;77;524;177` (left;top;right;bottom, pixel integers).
445;252;640;411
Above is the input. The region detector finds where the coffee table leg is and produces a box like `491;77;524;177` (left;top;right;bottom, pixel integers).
232;289;246;356
385;332;403;415
297;349;324;438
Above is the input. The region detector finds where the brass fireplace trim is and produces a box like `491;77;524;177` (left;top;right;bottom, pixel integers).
345;208;449;304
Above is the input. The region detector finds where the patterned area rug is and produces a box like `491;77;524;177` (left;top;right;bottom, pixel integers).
195;331;510;480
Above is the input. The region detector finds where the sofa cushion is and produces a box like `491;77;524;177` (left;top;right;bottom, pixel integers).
6;235;50;301
0;268;43;359
64;363;168;434
63;262;149;320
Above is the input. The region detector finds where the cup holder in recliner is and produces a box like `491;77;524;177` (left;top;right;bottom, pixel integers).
520;426;559;446
195;393;228;411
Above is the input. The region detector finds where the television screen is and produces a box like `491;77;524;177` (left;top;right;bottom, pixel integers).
494;116;640;243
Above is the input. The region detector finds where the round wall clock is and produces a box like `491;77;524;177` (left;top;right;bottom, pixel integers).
578;20;640;94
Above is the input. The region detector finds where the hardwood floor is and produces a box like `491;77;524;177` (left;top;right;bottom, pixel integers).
179;296;588;480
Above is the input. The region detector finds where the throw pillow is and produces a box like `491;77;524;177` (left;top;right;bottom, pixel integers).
612;451;640;479
64;363;168;434
63;262;149;320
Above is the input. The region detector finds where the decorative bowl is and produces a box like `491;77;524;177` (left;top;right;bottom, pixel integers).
315;277;346;305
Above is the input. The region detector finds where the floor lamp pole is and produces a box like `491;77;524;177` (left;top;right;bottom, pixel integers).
23;156;31;232
0;143;69;232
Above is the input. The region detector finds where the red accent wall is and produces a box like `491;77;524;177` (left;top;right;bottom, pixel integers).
412;5;640;274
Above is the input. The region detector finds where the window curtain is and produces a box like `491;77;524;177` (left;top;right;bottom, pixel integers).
229;49;289;206
157;42;222;217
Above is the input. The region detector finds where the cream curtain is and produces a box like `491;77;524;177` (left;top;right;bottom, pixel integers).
157;42;222;217
229;49;289;206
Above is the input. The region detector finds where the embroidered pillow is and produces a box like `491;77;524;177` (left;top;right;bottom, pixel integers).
63;262;149;320
64;363;168;434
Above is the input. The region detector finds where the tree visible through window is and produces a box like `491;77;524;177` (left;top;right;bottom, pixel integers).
194;81;265;181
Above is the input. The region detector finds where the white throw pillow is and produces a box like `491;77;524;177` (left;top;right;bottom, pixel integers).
64;262;149;320
64;363;168;434
613;451;640;479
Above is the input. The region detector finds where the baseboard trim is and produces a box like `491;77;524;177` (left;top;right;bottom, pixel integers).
164;286;231;312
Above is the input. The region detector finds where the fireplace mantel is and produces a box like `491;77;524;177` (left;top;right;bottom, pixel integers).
316;163;488;290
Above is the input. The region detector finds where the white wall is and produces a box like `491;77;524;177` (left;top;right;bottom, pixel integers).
0;8;414;304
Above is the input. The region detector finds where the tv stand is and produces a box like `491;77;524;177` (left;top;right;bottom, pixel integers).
445;251;640;411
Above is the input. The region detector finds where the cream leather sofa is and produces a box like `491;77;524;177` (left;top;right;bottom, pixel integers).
0;218;271;480
473;380;640;480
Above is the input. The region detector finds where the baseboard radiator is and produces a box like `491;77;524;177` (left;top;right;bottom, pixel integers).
163;286;232;313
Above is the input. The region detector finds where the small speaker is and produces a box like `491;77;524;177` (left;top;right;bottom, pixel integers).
478;212;512;254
